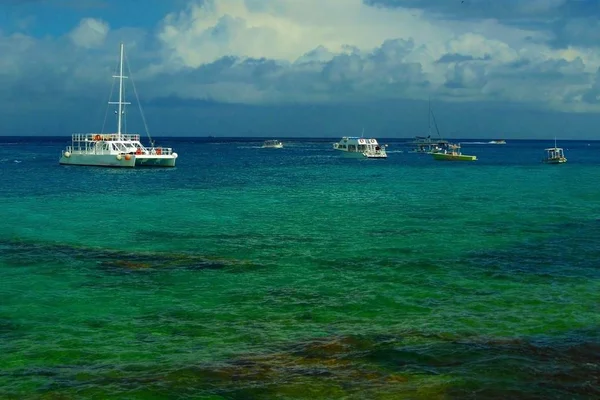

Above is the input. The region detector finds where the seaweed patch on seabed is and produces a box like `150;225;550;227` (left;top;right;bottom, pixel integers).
0;238;257;273
203;232;320;246
7;331;598;399
464;220;600;279
0;317;21;338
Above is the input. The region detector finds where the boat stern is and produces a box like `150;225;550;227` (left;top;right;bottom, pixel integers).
363;150;388;159
134;154;177;167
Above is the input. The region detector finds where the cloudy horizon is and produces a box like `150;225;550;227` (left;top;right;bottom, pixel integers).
2;0;600;139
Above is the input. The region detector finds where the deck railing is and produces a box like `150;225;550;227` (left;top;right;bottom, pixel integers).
65;134;174;156
71;133;142;142
64;146;175;156
140;147;175;156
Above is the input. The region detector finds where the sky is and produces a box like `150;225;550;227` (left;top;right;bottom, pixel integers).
2;0;600;138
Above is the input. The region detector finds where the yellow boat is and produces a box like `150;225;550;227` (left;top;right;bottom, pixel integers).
431;143;477;161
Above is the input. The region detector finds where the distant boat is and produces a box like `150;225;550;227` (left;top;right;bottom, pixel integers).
432;143;477;161
489;140;506;144
542;138;567;164
408;98;447;153
59;43;177;167
262;139;283;148
408;136;447;153
333;131;387;159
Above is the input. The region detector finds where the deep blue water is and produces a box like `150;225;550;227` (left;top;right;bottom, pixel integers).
1;136;599;399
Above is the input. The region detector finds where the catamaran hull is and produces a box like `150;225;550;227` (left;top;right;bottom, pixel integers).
431;153;477;161
135;155;177;167
59;154;176;167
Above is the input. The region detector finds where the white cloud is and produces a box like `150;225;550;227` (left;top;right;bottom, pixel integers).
445;33;518;64
2;0;600;117
150;0;600;110
156;0;558;68
69;18;109;48
157;0;453;67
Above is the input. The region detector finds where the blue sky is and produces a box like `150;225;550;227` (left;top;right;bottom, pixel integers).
2;0;600;138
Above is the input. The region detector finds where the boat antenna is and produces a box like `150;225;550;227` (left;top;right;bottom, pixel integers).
428;96;431;137
361;127;364;138
108;43;130;139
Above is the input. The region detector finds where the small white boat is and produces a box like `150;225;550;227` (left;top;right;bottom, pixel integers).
543;139;567;164
489;140;507;145
333;134;387;159
59;43;177;168
262;139;283;148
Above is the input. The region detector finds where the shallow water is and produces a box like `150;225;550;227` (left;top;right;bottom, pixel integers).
1;137;599;399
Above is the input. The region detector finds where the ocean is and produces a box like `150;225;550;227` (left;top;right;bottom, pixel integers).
1;136;599;399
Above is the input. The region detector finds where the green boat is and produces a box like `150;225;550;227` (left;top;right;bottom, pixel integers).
431;143;477;161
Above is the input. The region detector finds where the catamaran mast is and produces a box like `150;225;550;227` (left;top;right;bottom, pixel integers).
428;97;431;137
109;43;130;138
117;43;124;137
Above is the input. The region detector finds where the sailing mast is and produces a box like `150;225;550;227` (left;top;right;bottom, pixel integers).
428;97;431;137
109;43;130;138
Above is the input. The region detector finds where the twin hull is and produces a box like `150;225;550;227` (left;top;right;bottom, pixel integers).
59;154;176;167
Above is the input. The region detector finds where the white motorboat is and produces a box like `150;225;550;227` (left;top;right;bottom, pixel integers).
333;134;387;159
262;140;283;148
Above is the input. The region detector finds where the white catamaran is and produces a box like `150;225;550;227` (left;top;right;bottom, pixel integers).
59;43;177;167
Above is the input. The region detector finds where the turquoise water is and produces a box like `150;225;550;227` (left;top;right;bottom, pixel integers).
1;137;599;399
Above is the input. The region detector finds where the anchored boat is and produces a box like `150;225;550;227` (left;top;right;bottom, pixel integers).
59;43;177;168
408;98;447;154
542;139;567;164
431;143;477;161
262;140;283;148
333;132;387;159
